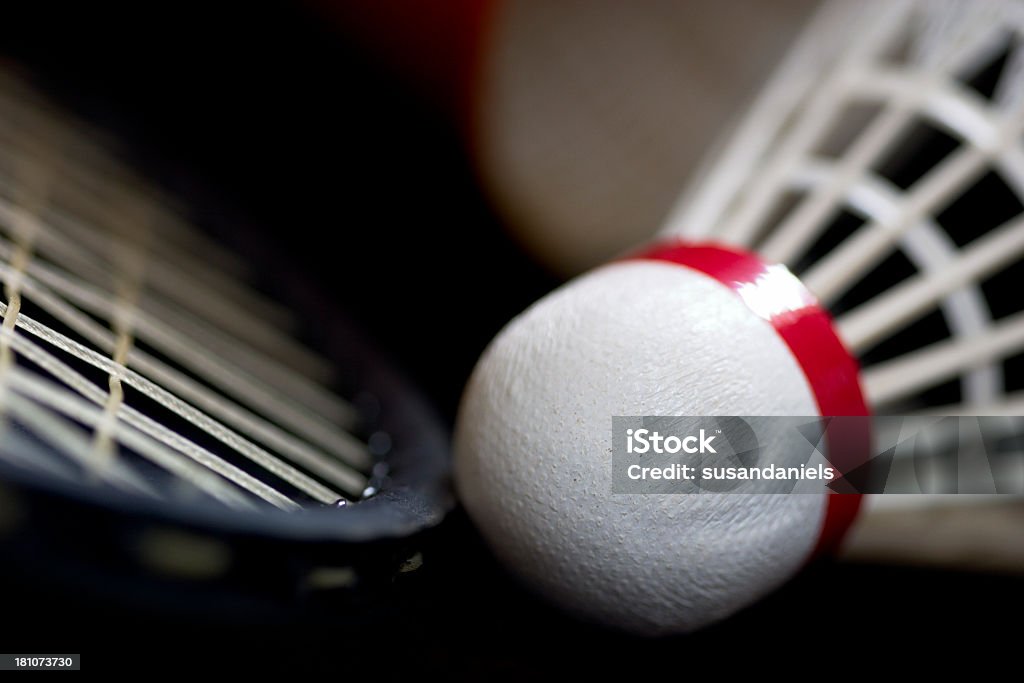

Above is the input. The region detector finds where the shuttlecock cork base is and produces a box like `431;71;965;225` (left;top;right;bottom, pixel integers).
635;241;871;549
453;240;869;635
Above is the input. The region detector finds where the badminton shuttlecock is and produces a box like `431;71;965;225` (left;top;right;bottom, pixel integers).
455;0;1024;635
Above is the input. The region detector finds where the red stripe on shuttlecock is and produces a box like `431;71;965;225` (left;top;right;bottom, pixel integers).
631;240;870;558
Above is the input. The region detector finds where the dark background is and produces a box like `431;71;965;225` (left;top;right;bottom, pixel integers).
0;1;1019;675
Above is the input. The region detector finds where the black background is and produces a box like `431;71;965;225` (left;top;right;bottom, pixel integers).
0;1;1019;675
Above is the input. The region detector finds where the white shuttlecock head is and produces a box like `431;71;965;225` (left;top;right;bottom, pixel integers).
454;244;867;634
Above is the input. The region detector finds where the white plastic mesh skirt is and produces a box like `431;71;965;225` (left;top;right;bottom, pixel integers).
665;0;1024;416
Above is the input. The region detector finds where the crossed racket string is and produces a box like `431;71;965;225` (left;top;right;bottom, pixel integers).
0;70;374;510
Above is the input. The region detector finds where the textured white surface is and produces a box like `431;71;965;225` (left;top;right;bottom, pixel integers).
454;261;827;634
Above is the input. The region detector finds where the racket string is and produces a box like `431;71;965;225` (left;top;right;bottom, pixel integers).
0;69;379;510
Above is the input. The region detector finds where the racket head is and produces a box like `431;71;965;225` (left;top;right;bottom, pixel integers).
0;65;453;620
